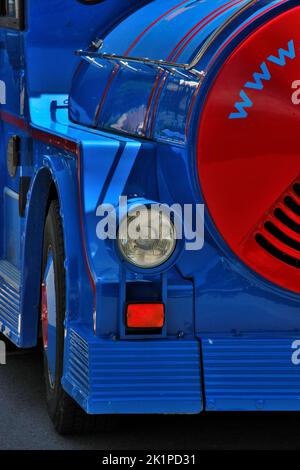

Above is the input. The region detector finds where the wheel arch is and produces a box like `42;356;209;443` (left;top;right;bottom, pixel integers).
20;167;58;347
20;154;86;347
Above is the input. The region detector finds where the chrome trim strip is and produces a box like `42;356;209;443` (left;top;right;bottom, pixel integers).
188;0;259;69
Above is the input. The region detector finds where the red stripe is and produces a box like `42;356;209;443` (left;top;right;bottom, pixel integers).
148;0;245;136
171;0;242;61
0;110;79;151
31;128;80;154
124;0;191;56
185;82;201;138
94;0;191;125
0;110;29;131
173;0;245;61
94;66;119;124
185;0;290;138
142;74;162;134
0;110;80;154
206;0;289;68
143;0;240;134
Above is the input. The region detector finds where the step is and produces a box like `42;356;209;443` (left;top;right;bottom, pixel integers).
0;260;21;344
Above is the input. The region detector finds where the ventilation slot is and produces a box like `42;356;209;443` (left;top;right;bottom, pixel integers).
264;221;300;251
284;196;300;216
274;208;300;233
254;179;300;268
255;234;300;269
293;183;300;198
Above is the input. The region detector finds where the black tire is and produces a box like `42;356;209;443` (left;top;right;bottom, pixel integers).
42;200;100;434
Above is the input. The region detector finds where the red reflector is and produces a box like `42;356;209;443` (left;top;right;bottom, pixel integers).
126;304;164;329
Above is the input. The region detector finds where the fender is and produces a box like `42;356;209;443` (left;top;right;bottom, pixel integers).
78;136;142;335
20;146;92;346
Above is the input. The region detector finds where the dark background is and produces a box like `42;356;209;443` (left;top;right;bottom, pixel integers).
0;334;299;450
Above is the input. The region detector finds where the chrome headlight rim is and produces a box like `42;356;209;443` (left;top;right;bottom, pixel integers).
117;204;178;270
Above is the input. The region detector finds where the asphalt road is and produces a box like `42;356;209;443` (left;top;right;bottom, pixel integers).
1;334;300;450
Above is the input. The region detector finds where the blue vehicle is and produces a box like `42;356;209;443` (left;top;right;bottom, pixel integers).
2;0;300;433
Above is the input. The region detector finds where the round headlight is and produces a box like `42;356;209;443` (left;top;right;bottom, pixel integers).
117;206;176;268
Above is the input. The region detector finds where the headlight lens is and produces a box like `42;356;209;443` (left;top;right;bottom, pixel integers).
118;206;176;268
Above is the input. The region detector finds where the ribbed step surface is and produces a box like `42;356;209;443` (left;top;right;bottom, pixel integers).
202;338;300;411
0;260;21;342
63;328;202;414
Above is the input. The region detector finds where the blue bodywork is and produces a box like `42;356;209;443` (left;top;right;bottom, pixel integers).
1;0;300;414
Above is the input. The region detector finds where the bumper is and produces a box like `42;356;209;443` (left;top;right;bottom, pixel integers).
62;327;202;415
202;337;300;411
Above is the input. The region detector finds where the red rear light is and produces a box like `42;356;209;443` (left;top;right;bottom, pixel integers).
126;303;165;329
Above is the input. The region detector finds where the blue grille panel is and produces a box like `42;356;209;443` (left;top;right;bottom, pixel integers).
62;328;202;414
202;338;300;411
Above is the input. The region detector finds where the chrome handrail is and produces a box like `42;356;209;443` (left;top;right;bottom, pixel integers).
75;49;205;79
75;0;257;80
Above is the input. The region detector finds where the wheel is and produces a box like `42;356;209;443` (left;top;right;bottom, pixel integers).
41;199;99;434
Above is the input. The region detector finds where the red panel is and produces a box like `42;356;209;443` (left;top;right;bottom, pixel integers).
126;304;165;329
41;283;48;349
197;7;300;293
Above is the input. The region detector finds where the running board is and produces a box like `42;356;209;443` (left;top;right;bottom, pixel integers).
0;260;21;345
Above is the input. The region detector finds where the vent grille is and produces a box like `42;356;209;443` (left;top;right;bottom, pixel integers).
255;181;300;268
